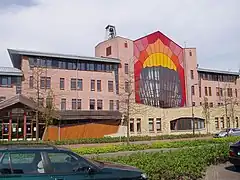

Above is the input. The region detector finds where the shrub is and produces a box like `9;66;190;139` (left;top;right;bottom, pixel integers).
93;143;230;180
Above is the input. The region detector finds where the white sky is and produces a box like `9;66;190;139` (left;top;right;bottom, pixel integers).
0;0;239;71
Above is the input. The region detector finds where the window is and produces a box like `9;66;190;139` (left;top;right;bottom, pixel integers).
91;80;95;91
236;117;239;128
215;117;219;129
116;100;119;110
60;78;64;90
148;118;154;132
208;87;212;96
106;46;112;56
125;81;129;93
137;118;141;133
227;117;230;128
109;100;114;110
235;89;238;97
40;77;51;89
89;99;95;110
130;119;134;132
29;76;33;89
0;76;12;87
209;102;213;107
189;51;192;56
77;99;81;109
72;99;77;110
0;96;6;102
61;98;66;110
192;102;196;106
199;86;201;97
218;103;221;106
77;79;83;90
216;87;219;96
124;42;128;48
220;117;224;129
220;88;223;96
97;100;103;110
204;87;208;96
97;80;101;92
2;152;36;166
124;63;129;74
71;78;77;90
156;118;161;132
191;86;195;95
227;88;233;97
108;81;113;92
46;97;53;108
190;70;194;79
200;102;202;106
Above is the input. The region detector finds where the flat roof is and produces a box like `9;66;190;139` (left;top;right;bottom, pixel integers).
0;67;23;76
197;68;240;76
8;49;120;68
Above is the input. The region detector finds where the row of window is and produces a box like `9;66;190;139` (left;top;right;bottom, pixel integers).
198;72;238;83
28;57;118;72
0;76;21;88
215;117;239;129
191;86;238;98
29;76;115;92
193;101;239;107
60;98;119;111
129;118;161;133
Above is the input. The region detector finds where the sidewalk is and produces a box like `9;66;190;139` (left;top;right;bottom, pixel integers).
59;136;213;149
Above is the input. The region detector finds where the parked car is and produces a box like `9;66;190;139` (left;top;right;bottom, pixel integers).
229;141;240;171
214;128;240;138
0;144;147;180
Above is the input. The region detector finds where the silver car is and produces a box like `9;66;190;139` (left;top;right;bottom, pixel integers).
214;128;240;138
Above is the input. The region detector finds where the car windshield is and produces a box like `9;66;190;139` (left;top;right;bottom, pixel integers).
85;158;104;168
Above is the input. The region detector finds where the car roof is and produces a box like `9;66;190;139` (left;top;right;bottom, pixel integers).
0;143;70;152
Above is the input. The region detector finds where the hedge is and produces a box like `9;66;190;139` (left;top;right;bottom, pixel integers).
0;134;211;145
72;136;240;155
93;143;230;180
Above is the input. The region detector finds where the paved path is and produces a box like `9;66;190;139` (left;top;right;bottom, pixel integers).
203;162;240;180
60;136;213;149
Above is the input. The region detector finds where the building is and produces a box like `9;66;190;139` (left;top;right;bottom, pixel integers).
0;26;239;141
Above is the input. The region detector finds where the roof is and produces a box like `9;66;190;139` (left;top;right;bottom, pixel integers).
197;68;240;76
0;94;43;112
58;110;122;120
0;143;58;151
8;49;120;69
0;67;23;76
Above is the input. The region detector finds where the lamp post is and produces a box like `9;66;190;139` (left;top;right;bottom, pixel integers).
191;83;198;135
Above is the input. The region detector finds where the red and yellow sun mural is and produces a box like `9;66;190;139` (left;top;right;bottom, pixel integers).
134;31;186;108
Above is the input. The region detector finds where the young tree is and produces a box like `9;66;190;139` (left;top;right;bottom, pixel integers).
201;97;211;134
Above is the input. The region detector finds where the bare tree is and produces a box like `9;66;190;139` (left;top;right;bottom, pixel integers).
118;58;148;145
26;65;59;141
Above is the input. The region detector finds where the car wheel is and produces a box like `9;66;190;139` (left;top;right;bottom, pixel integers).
234;165;240;171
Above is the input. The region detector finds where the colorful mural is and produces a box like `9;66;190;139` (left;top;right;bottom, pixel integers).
134;31;186;108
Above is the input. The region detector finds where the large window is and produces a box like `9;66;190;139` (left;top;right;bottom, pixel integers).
208;87;212;96
190;70;194;79
130;118;134;132
106;46;112;56
116;100;119;110
29;76;33;89
215;117;219;129
148;118;154;132
109;100;114;110
204;87;208;96
108;81;113;92
40;77;51;89
77;79;83;90
61;98;66;110
227;88;233;97
191;86;195;95
97;80;101;92
72;99;77;110
124;63;129;74
91;80;95;91
71;78;77;90
125;81;129;93
137;118;141;133
89;99;95;110
97;100;103;110
60;78;65;90
156;118;161;132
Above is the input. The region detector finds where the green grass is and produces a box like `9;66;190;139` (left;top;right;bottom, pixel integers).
72;136;240;155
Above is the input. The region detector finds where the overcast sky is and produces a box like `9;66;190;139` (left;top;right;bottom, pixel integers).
0;0;239;71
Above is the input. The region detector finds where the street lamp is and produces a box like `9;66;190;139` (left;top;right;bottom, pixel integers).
191;83;198;135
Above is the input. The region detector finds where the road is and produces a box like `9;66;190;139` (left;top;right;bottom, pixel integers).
203;162;240;180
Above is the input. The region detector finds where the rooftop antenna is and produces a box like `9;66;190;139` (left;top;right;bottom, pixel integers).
105;25;117;40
